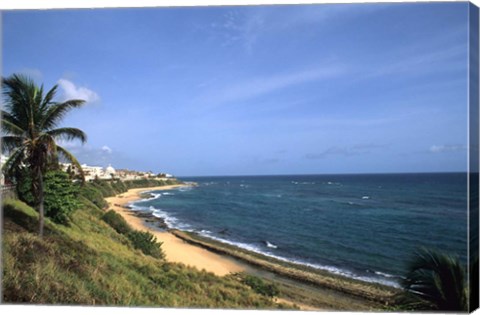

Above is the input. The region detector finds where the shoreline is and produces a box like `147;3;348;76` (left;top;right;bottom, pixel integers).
105;184;399;310
105;184;252;276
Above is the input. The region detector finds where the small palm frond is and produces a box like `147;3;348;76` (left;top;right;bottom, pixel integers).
39;84;58;112
402;247;467;311
1;110;24;135
47;127;87;143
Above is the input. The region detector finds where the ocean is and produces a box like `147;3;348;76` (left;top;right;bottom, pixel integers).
129;173;468;288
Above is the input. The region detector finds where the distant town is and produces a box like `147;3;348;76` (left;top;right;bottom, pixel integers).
0;154;174;185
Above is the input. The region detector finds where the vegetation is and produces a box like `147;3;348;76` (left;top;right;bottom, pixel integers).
2;185;283;308
17;170;80;225
241;274;280;298
400;248;467;311
1;74;87;237
78;182;108;209
126;230;165;259
102;210;164;259
102;210;132;235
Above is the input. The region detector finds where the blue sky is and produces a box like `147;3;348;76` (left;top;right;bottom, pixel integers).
2;3;471;176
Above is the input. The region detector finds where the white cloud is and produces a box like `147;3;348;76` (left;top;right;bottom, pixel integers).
101;145;112;154
429;144;466;153
57;78;100;103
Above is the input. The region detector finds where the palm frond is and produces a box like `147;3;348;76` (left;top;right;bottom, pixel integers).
47;127;87;143
39;84;58;112
2;75;35;130
1;111;25;135
402;247;467;311
1;135;26;154
40;99;85;130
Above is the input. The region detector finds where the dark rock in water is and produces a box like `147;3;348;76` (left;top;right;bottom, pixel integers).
139;192;154;199
131;211;154;218
157;221;169;229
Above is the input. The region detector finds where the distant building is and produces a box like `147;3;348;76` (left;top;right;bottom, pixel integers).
1;157;177;185
104;164;116;179
60;163;118;181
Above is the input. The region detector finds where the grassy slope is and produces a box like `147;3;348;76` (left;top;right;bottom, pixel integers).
2;198;286;308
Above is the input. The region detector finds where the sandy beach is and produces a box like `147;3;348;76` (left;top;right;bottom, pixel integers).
105;185;249;276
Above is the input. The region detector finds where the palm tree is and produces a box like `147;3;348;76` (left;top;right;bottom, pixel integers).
1;74;87;237
401;247;467;311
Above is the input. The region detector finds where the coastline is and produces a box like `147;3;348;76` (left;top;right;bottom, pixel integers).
105;184;400;310
105;184;251;276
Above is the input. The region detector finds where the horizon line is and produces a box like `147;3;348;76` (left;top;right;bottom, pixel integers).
177;170;469;178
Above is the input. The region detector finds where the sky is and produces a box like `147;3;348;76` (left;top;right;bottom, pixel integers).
1;2;472;176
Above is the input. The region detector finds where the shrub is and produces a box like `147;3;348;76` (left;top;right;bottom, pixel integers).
127;230;165;259
101;210;132;235
79;183;108;209
111;180;127;194
16;170;80;225
242;275;279;298
101;211;164;259
43;171;80;225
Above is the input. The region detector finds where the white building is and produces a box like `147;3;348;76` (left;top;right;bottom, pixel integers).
61;162;117;181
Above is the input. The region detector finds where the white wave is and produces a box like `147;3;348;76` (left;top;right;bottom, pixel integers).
197;234;400;288
162;192;175;196
148;206;192;230
374;271;396;278
362;196;370;200
266;241;278;249
132;192;162;205
325;181;341;186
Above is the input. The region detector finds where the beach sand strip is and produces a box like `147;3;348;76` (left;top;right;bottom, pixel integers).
105;185;250;276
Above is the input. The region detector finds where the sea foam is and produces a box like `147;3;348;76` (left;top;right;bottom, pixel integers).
196;232;400;288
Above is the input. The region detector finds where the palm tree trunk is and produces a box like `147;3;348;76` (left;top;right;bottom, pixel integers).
38;171;45;237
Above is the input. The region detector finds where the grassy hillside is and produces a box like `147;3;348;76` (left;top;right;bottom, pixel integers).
1;184;288;308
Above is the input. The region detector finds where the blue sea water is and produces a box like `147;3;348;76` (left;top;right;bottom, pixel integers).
130;173;468;288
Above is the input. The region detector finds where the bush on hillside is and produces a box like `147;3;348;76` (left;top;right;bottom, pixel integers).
111;180;127;194
79;183;108;209
127;230;165;259
16;170;80;225
242;275;279;298
102;210;164;259
101;210;132;235
43;171;81;225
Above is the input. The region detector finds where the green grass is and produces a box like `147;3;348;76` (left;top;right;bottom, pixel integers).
2;197;285;308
